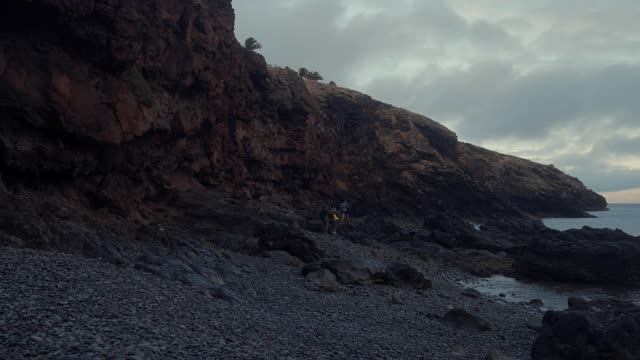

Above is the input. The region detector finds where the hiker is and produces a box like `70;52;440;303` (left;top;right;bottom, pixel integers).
320;205;330;234
330;207;339;234
339;199;351;225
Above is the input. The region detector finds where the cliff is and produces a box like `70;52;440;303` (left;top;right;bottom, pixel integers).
0;0;606;221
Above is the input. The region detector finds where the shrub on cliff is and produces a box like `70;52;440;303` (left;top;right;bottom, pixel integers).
298;67;323;81
244;37;262;51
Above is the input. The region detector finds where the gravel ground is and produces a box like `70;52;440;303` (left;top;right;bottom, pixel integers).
0;232;541;359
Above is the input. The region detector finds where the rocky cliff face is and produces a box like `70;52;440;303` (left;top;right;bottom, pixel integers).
0;0;605;220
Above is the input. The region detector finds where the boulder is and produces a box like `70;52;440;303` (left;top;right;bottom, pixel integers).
567;296;589;309
320;257;387;285
529;299;544;307
516;227;640;284
266;251;304;268
309;258;432;290
532;299;640;360
304;270;341;292
526;317;544;332
443;308;491;331
461;288;483;299
383;262;432;290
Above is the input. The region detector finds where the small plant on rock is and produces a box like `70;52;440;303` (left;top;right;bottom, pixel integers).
244;37;262;51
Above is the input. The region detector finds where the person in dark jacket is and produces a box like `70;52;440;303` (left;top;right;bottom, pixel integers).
320;205;330;234
339;200;351;225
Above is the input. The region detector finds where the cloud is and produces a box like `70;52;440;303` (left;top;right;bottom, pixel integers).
601;188;640;204
233;0;640;193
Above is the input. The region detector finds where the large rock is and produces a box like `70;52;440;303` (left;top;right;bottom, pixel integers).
517;227;640;284
304;270;341;292
320;258;388;285
532;299;640;360
383;262;432;290
304;257;431;290
443;308;491;331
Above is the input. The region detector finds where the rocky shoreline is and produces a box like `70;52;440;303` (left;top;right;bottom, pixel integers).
2;190;640;359
1;233;543;360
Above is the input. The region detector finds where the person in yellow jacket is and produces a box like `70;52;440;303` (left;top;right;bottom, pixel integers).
330;207;339;234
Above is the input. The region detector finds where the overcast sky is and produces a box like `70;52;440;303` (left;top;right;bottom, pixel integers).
234;0;640;203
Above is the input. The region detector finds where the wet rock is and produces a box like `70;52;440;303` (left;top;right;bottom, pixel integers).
532;299;640;360
567;296;589;309
461;288;483;299
517;227;640;284
529;299;544;307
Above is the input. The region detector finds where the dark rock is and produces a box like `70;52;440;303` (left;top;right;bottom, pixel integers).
568;296;590;309
320;258;387;285
314;258;431;290
301;263;323;277
304;270;341;292
516;227;640;284
266;251;304;268
461;288;483;299
526;317;544;332
210;287;240;303
443;308;491;331
532;299;640;360
383;262;432;290
529;299;544;307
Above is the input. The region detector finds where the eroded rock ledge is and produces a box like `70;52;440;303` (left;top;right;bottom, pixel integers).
1;0;605;220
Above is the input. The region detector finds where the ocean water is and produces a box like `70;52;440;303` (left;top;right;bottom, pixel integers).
543;203;640;236
463;204;640;309
460;276;640;311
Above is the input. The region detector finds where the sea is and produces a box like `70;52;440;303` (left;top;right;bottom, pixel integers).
544;203;640;236
461;204;640;310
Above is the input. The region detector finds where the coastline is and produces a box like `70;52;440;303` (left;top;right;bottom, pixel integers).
0;233;544;359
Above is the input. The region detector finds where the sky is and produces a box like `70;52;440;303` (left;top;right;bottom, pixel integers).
233;0;640;203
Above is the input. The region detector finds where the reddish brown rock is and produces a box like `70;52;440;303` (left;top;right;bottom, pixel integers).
0;0;605;223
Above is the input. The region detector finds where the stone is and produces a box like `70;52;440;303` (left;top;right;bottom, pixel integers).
461;288;482;299
320;258;387;285
532;299;640;360
516;227;640;284
266;251;304;268
526;317;544;332
443;308;491;331
529;299;544;307
567;296;590;309
383;262;432;290
304;270;341;292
